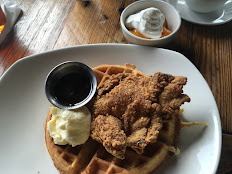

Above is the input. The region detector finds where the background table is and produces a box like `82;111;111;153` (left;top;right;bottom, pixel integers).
0;0;231;173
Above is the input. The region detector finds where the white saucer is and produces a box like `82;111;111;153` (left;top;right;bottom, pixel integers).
167;0;232;25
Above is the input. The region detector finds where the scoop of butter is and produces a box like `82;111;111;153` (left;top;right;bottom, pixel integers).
47;106;91;147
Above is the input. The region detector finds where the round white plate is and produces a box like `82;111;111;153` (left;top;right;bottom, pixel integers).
0;44;221;174
167;0;232;25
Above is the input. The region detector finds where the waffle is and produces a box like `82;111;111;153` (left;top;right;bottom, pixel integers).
44;63;184;174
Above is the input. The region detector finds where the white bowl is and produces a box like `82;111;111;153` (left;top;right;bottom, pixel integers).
120;0;181;46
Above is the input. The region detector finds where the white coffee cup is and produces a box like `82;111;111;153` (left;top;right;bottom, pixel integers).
185;0;227;13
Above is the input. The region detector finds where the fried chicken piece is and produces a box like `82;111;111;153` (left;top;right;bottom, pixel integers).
91;73;163;156
127;128;147;154
91;115;126;159
91;72;190;159
156;73;191;119
93;74;158;120
127;116;162;154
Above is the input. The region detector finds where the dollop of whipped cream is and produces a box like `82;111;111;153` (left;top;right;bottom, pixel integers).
47;106;91;147
125;7;165;39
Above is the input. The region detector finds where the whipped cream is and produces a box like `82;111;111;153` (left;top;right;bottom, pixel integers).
47;106;91;147
125;7;165;39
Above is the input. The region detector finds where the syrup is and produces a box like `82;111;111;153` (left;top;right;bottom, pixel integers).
54;72;91;107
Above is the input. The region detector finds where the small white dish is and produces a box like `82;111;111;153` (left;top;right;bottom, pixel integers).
0;44;221;174
167;0;232;25
120;0;181;46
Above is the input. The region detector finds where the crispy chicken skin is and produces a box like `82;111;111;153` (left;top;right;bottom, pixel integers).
90;72;190;159
91;115;126;159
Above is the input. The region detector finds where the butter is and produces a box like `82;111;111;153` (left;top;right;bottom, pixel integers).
47;106;91;147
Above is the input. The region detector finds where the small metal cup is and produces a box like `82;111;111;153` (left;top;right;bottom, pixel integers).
45;61;97;110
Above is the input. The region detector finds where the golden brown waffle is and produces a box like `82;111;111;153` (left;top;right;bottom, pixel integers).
44;63;184;174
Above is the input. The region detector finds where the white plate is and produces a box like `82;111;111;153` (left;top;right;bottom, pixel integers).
167;0;232;25
0;44;221;174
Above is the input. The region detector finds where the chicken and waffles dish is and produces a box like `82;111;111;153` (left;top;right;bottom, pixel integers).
45;63;203;174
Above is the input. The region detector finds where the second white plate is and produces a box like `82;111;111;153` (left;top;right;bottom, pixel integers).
167;0;232;25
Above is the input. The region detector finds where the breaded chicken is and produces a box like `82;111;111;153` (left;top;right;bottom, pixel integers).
90;72;190;159
91;115;126;159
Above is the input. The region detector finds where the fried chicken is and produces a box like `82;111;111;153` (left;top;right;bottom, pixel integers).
91;115;126;159
90;72;190;159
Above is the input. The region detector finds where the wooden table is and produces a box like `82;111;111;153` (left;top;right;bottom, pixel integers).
0;0;231;173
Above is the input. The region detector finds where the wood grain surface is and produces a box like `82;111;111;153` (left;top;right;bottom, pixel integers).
217;134;232;174
0;0;231;173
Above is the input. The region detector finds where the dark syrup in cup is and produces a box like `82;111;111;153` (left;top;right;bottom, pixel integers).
45;61;97;109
